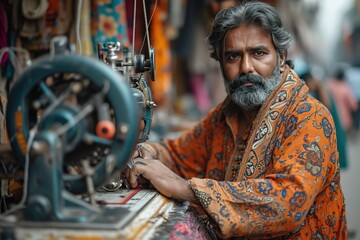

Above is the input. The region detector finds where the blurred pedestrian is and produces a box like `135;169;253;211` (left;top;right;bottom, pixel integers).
328;67;358;132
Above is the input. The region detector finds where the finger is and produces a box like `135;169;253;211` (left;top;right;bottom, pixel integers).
129;160;146;188
129;159;151;188
128;165;138;188
136;145;148;159
137;144;143;158
132;148;141;159
131;145;144;159
133;159;149;178
122;165;131;180
138;143;157;159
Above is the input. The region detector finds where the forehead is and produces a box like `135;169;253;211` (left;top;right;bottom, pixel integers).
223;24;274;50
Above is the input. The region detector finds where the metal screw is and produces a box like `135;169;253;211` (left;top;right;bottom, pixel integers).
31;140;47;154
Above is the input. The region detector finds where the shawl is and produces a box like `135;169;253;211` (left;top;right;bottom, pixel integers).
227;66;309;181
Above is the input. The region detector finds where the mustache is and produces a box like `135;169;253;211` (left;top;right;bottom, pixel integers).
228;74;265;93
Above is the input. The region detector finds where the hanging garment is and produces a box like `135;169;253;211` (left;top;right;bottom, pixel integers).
91;0;129;51
79;0;93;55
125;0;134;46
14;0;73;54
17;0;48;39
149;0;172;106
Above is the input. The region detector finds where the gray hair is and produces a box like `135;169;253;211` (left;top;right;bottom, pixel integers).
208;1;293;61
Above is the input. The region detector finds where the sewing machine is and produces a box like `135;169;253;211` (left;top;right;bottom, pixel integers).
0;42;188;239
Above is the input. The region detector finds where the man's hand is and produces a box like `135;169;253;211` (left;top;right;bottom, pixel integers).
128;158;197;203
132;143;158;159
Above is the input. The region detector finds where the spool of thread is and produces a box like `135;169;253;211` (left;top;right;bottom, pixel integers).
95;102;116;139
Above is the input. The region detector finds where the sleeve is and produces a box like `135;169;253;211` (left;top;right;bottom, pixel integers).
149;108;218;179
188;103;339;238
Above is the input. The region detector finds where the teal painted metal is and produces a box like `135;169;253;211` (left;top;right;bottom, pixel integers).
6;54;139;196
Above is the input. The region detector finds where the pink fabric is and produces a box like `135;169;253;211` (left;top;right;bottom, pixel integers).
169;209;215;240
190;74;212;114
328;79;358;131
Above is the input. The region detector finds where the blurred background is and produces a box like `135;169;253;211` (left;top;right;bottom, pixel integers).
0;0;359;238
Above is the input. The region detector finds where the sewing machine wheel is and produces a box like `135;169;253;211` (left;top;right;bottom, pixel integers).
149;46;156;81
6;54;139;194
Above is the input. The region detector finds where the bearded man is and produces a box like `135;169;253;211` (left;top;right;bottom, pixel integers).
126;1;347;239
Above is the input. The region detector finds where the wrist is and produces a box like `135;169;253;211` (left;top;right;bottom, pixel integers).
178;178;197;203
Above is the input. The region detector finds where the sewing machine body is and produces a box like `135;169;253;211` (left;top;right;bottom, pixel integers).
0;41;179;239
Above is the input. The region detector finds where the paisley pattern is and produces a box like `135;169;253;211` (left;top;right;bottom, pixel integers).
302;140;324;176
283;115;298;139
296;102;311;114
320;117;333;138
153;66;347;239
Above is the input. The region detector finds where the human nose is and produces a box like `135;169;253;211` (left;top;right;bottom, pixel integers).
240;55;254;74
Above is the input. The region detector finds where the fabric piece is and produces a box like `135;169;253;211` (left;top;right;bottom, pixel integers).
21;0;48;19
189;74;212;114
91;0;129;51
17;0;73;53
168;208;216;240
19;0;48;38
79;0;93;55
125;0;134;46
170;0;203;58
149;0;172;106
151;66;347;239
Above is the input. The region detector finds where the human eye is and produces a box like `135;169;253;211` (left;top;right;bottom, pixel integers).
253;50;265;57
226;53;240;61
252;48;269;57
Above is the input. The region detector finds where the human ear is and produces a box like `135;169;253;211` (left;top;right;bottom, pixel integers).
280;54;286;73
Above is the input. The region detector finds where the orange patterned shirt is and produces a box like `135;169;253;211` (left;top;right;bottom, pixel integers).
152;67;347;239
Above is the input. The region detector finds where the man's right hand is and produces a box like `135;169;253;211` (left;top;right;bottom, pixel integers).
121;142;159;188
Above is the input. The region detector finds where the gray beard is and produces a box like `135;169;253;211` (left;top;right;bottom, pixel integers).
224;59;282;110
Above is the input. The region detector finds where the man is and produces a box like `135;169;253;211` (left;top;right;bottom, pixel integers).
127;2;347;239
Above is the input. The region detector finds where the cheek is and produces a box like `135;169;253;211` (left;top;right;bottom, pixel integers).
223;63;239;80
256;62;276;78
256;58;278;78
